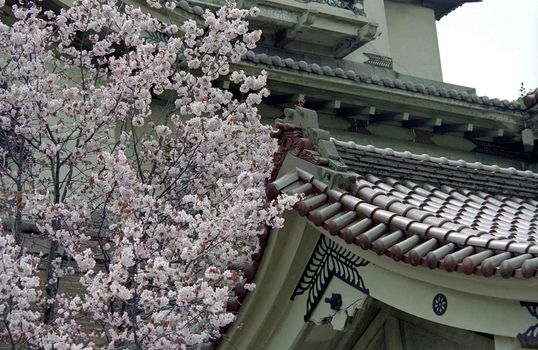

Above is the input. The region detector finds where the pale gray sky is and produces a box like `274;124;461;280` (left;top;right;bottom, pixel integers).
436;0;538;101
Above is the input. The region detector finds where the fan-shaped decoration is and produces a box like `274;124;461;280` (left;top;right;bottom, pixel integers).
291;235;369;321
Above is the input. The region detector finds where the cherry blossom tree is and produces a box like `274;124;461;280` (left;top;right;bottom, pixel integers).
0;0;295;347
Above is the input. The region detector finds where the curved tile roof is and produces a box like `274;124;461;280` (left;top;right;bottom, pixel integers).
242;51;525;112
267;168;538;278
333;139;538;198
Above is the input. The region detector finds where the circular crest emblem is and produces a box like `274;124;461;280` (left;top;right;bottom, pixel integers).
432;293;447;316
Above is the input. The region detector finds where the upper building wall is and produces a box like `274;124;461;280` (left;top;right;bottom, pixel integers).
181;0;478;83
385;0;443;81
344;0;391;63
346;0;443;81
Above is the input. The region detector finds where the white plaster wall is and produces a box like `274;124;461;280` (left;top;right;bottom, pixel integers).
494;336;528;350
384;0;443;81
345;0;391;62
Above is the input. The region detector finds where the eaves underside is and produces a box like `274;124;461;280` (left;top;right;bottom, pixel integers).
393;0;482;20
233;59;527;132
266;113;538;280
423;0;482;20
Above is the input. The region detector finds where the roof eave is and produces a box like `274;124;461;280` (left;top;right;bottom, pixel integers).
234;60;526;131
422;0;482;20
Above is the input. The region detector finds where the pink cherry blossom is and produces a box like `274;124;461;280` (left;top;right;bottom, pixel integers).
0;0;297;347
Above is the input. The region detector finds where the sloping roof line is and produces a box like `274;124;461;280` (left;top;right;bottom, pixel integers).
267;167;538;278
270;120;538;198
334;139;537;178
334;139;538;198
433;3;465;20
523;89;538;109
423;0;482;20
242;51;525;112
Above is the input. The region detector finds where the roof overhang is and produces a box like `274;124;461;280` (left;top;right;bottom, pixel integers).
423;0;482;20
222;106;538;349
232;56;532;149
388;0;482;20
222;204;538;350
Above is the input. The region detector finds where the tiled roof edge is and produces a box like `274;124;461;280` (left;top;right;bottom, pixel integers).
241;51;525;112
434;2;468;20
267;167;538;278
332;138;538;180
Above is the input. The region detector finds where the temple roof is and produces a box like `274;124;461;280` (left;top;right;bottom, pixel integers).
267;115;538;279
334;139;538;198
267;163;538;279
223;105;538;349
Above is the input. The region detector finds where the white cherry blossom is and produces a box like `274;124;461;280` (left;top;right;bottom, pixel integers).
0;0;297;347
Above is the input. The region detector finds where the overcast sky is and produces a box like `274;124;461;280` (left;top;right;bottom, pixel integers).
436;0;538;101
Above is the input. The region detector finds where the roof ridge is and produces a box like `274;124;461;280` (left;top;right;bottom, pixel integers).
331;138;538;180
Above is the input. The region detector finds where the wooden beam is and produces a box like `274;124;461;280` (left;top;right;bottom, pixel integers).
241;65;525;129
334;23;378;58
338;106;376;118
402;117;442;128
465;128;504;139
351;308;389;350
288;322;316;350
268;93;306;105
522;128;535;152
343;115;371;122
372;112;410;123
360;106;376;116
384;316;403;350
307;99;341;110
434;123;474;133
339;107;376;117
334;299;380;350
493;135;518;144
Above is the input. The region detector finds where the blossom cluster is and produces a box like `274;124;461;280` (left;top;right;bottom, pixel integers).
0;0;297;347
